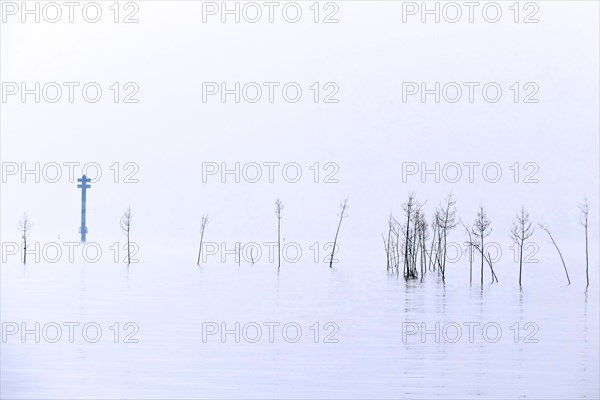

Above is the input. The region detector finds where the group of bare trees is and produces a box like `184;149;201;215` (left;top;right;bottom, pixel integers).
383;193;460;282
195;198;349;271
12;195;591;286
383;194;592;288
271;198;349;271
15;208;134;266
383;193;427;279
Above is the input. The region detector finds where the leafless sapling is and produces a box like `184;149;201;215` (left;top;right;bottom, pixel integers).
428;211;440;272
579;198;590;288
383;214;394;272
275;199;283;271
393;218;402;274
511;207;535;287
18;214;32;265
401;194;417;278
418;212;429;280
436;193;458;281
120;207;132;265
390;218;401;274
383;235;390;272
473;206;492;287
197;215;209;265
461;220;474;285
329;199;349;268
538;224;571;285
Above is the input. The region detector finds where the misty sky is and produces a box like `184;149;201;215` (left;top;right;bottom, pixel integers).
1;1;598;268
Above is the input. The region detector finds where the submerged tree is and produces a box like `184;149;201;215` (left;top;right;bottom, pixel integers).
461;220;474;285
18;214;32;265
330;199;349;268
383;194;436;280
538;224;570;285
401;193;417;278
417;211;429;280
383;214;393;272
472;206;492;287
196;215;209;265
120;207;132;265
385;215;402;275
579;198;590;288
275;199;283;271
511;206;534;287
435;193;458;281
428;210;440;273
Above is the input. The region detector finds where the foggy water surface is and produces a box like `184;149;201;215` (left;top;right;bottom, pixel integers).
1;259;598;399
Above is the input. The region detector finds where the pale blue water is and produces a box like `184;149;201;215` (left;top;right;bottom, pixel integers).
1;257;598;399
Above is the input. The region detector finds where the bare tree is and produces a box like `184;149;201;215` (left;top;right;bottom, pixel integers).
401;194;417;278
387;214;395;272
18;214;32;265
539;224;570;285
329;199;349;268
393;220;401;275
120;207;132;265
436;193;458;281
196;215;209;265
389;217;401;275
417;211;429;280
461;220;474;285
428;211;440;272
275;199;283;271
472;206;492;287
383;214;393;272
579;198;590;288
511;206;534;287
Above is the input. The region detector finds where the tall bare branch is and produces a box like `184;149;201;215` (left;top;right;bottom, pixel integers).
329;199;349;268
538;224;570;285
197;215;209;265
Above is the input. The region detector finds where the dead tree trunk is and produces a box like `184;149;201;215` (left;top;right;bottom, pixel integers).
329;199;349;268
539;224;571;285
197;215;209;265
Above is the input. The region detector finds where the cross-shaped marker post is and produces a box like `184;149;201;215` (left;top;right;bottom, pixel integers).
77;175;91;242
